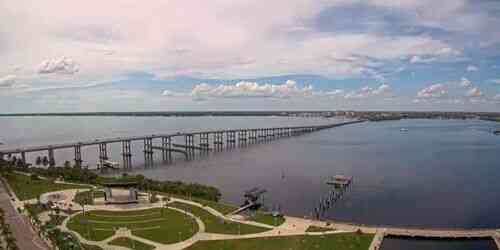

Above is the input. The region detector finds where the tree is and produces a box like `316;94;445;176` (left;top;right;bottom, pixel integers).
64;160;71;168
42;156;49;166
35;156;42;165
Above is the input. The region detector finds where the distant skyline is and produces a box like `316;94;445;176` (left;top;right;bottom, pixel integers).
1;0;500;112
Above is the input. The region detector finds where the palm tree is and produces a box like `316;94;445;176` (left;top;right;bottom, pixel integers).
42;156;49;166
35;156;42;165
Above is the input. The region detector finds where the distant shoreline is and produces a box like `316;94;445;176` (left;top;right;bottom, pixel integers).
0;110;499;117
0;111;499;123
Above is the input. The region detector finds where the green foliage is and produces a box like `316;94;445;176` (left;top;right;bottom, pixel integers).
184;233;374;250
248;212;285;226
168;202;269;235
2;161;221;202
74;190;104;206
3;172;88;200
68;208;198;244
35;156;42;165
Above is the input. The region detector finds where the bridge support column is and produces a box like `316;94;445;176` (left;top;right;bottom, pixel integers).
122;140;132;169
161;137;172;162
238;130;247;145
249;130;257;143
144;138;153;167
226;131;236;148
98;143;107;169
199;133;209;153
185;134;194;159
74;145;82;167
213;132;223;151
48;148;56;167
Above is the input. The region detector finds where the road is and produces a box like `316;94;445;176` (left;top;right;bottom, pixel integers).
0;181;49;250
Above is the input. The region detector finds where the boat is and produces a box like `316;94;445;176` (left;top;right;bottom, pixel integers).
400;128;408;132
494;130;500;135
97;160;120;169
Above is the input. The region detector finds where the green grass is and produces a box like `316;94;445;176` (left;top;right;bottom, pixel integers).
67;208;197;243
108;237;155;250
192;198;237;215
82;244;104;250
4;173;89;200
168;201;270;235
162;193;237;215
305;225;335;232
74;190;104;205
248;212;285;227
184;232;374;250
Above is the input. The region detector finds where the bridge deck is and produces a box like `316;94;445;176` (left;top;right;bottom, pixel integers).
0;120;364;154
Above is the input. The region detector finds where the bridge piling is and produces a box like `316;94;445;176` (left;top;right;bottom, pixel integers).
74;145;82;167
199;133;209;153
144;138;153;167
184;134;195;159
122;140;132;169
48;148;55;167
98;143;107;170
161;137;172;162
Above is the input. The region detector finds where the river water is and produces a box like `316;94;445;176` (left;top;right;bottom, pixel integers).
1;116;499;249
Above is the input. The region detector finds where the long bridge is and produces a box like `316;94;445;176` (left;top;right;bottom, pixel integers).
0;120;364;169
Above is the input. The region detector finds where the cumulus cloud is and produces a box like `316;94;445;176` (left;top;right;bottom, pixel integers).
0;75;16;88
466;87;482;97
162;90;174;96
417;84;447;98
466;65;478;72
38;56;79;74
344;84;392;99
459;77;472;88
409;55;436;64
190;80;313;100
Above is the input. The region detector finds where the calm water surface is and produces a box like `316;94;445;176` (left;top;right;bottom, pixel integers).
1;116;499;250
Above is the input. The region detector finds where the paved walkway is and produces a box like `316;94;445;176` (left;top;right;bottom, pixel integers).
0;178;49;250
14;181;500;250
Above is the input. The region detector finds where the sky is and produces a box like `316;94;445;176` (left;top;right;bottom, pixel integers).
1;0;500;112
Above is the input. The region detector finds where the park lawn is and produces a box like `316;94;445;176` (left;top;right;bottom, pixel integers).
67;208;198;244
306;225;336;232
4;172;88;200
247;212;285;227
184;232;374;250
108;237;155;250
192;198;237;215
162;193;237;215
168;201;270;235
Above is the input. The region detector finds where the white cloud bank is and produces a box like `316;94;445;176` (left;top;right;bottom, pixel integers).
38;56;79;75
190;80;313;100
0;75;16;88
417;84;447;98
343;84;391;99
466;65;478;72
466;87;482;97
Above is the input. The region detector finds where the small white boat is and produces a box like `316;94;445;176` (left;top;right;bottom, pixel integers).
400;128;409;132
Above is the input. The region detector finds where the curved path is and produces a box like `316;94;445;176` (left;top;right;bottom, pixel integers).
30;186;500;250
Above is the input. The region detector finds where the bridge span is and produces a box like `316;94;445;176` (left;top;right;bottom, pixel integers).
0;120;364;169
